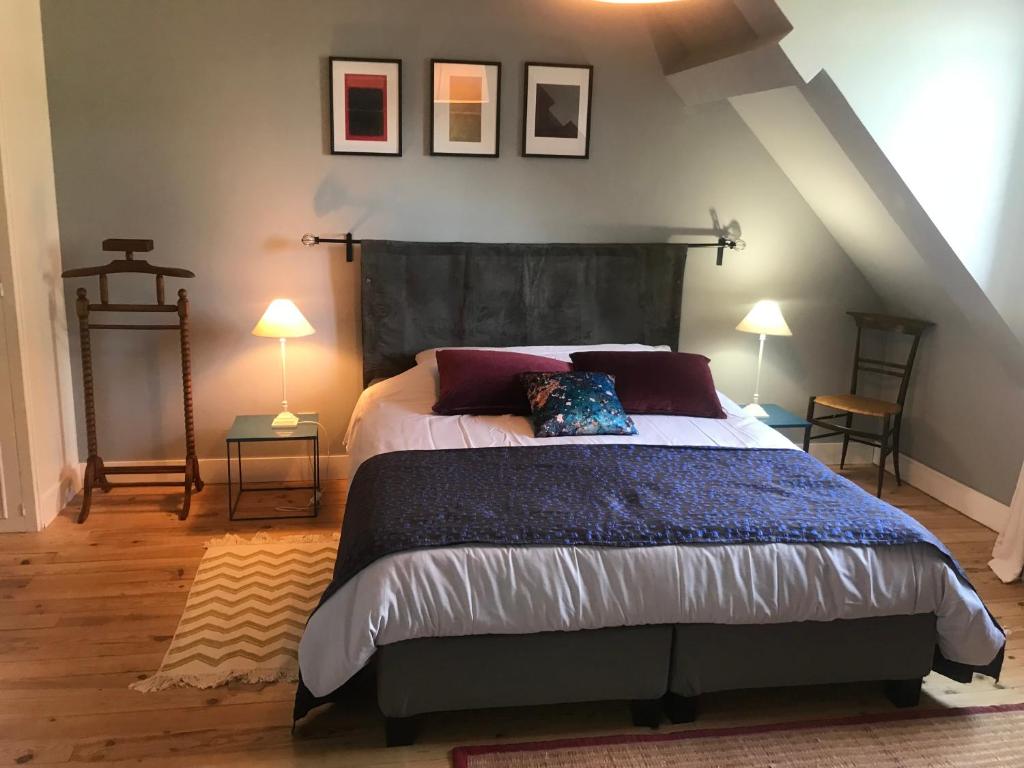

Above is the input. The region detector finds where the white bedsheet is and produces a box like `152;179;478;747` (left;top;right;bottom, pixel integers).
345;358;796;476
299;354;1004;698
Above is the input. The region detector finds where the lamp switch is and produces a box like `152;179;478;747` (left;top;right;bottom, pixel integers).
272;411;300;429
742;403;770;419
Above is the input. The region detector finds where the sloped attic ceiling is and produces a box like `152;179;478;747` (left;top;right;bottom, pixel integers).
645;0;791;75
645;0;1024;506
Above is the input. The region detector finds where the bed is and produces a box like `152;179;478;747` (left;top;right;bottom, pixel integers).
294;241;1004;746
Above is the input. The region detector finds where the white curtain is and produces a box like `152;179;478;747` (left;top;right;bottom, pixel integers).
989;462;1024;583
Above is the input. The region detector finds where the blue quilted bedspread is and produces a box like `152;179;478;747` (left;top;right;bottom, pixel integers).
324;444;961;595
295;445;1002;719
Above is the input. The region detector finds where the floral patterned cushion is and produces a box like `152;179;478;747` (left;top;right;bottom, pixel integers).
519;371;638;438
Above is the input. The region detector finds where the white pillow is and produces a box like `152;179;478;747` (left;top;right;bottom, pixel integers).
414;343;672;366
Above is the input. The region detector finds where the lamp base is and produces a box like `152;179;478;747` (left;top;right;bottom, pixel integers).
271;410;300;429
742;402;770;419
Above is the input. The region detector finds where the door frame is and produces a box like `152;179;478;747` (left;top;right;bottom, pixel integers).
0;142;36;532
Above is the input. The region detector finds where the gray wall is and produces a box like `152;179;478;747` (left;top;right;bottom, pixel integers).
732;78;1024;505
41;0;880;465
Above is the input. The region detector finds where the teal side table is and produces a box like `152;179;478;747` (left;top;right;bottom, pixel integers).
226;413;320;521
746;403;810;431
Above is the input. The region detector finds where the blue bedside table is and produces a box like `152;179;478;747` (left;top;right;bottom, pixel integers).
746;403;810;431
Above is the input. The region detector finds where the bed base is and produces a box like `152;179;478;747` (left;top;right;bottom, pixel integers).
663;692;699;724
376;615;937;746
377;625;671;746
884;677;924;708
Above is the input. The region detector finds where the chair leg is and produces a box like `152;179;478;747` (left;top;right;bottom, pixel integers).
192;454;205;492
180;461;194;522
77;455;97;524
95;456;112;493
892;418;903;486
839;413;853;469
802;397;815;452
876;414;891;498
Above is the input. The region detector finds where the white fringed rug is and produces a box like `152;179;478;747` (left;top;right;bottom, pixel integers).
452;703;1024;768
132;533;337;692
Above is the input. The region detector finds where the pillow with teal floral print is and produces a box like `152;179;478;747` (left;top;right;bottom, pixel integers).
519;371;638;438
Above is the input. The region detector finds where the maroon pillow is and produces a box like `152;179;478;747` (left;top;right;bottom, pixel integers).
433;349;571;415
569;351;726;418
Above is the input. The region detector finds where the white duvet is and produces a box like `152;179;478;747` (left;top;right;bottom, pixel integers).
299;345;1004;698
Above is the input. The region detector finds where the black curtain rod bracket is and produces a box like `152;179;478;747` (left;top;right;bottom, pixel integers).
301;232;358;262
300;233;744;266
683;236;746;266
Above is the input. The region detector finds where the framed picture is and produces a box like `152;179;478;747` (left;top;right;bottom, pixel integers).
431;59;501;157
329;57;402;156
522;63;593;159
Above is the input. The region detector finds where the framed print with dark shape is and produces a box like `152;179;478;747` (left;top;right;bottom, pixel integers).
522;63;593;159
329;57;402;156
431;59;501;157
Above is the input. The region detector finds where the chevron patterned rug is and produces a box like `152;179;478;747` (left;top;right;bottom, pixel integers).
131;533;338;692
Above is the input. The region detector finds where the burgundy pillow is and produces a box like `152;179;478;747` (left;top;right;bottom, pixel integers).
569;351;726;418
433;349;571;415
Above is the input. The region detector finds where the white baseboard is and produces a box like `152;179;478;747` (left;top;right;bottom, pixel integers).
93;446;857;487
76;454;350;487
803;440;1008;533
36;466;83;531
36;479;68;530
68;445;1010;535
872;450;1009;533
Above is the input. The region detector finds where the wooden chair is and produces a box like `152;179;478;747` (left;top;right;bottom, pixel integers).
803;312;933;497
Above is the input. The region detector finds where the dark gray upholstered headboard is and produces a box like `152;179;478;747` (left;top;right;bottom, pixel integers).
360;240;686;385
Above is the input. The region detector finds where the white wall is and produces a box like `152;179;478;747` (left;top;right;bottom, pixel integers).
0;0;79;530
778;0;1024;341
41;0;881;469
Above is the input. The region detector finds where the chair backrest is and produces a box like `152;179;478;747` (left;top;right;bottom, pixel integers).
847;311;934;407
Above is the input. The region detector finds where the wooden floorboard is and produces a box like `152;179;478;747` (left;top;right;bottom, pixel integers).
0;468;1021;766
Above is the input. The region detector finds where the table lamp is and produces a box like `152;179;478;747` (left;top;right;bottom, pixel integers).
252;299;315;428
736;299;791;419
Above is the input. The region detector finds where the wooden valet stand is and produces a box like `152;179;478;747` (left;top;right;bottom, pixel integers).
62;238;204;523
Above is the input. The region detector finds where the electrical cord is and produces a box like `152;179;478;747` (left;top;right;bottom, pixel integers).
272;419;329;513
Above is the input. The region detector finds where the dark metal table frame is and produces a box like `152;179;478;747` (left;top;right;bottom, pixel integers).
226;414;320;521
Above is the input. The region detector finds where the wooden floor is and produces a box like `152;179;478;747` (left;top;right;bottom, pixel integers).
1;467;1021;767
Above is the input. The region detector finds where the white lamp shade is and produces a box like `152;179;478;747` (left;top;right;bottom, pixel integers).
251;299;315;338
736;300;792;336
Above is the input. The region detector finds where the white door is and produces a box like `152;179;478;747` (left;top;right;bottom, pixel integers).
0;276;26;530
0;144;30;531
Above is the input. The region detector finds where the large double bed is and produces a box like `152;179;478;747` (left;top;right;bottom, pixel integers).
294;241;1004;746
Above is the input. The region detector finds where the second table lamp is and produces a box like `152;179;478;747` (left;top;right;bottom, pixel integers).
736;299;792;419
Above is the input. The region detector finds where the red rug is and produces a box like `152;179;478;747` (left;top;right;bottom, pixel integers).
452;702;1024;767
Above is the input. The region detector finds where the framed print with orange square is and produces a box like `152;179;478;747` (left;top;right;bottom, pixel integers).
430;59;501;157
